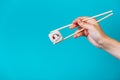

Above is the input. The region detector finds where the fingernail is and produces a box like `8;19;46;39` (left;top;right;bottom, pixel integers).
78;21;83;26
70;24;72;29
78;21;81;25
78;20;81;23
70;24;74;29
74;35;77;38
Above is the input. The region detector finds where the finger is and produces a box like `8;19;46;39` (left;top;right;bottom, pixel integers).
86;18;97;24
74;28;84;38
74;32;83;38
70;24;78;29
83;29;89;37
75;29;89;38
77;20;93;29
83;17;100;26
70;17;87;29
77;32;83;38
81;17;97;24
70;18;81;29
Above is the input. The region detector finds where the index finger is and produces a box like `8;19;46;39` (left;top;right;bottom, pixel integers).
70;17;88;29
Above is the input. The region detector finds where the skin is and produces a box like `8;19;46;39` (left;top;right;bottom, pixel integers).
70;17;120;59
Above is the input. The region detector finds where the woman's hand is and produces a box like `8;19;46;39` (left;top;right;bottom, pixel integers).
70;17;107;48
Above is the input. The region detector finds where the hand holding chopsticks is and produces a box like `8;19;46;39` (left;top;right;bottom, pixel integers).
49;10;113;44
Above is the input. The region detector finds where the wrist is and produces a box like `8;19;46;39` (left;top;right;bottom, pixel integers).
97;35;110;48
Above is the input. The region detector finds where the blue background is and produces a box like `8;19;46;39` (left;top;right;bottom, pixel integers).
0;0;120;80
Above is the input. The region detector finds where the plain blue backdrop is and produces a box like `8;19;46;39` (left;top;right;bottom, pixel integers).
0;0;120;80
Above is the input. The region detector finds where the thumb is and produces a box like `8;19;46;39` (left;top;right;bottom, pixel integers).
78;20;93;30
